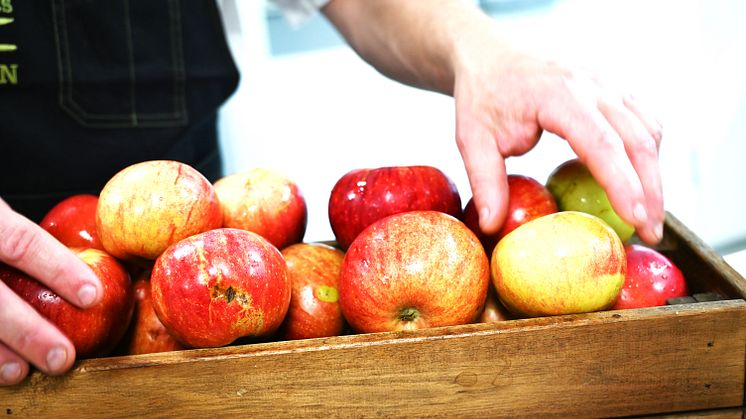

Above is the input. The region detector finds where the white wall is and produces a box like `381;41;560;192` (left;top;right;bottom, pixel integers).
217;0;746;252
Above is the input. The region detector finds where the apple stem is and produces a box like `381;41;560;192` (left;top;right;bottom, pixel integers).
399;307;420;322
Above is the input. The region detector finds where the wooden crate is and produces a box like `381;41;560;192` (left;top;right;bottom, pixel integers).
3;213;746;418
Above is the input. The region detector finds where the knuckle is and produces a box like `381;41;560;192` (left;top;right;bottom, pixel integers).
11;324;42;356
632;134;659;158
0;222;39;265
650;125;663;146
595;129;620;151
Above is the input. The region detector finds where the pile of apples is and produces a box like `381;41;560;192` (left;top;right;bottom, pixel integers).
0;159;689;360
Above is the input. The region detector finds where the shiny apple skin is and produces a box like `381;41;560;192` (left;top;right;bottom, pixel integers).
492;211;626;318
612;244;688;310
279;243;346;340
126;274;185;355
96;160;222;261
0;248;134;358
328;166;462;250
40;194;104;251
214;168;307;250
339;210;489;333
479;284;513;323
151;228;291;348
463;175;557;256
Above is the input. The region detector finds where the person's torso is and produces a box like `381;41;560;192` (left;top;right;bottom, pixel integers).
0;0;240;220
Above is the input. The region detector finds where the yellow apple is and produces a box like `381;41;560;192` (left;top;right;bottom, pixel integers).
491;211;626;318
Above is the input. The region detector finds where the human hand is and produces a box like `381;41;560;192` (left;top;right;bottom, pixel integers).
0;199;103;385
453;34;663;245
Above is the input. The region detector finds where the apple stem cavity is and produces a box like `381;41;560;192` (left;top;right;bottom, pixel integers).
399;307;420;322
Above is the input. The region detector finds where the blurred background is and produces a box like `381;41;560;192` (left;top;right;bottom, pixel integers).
215;0;746;274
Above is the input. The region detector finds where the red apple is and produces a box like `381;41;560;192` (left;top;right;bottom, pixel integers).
214;168;307;250
279;243;346;340
96;160;222;262
328;165;462;250
0;248;134;358
612;244;688;310
126;273;185;355
492;211;626;318
150;228;291;348
40;194;103;251
463;174;557;256
479;284;513;323
339;210;489;333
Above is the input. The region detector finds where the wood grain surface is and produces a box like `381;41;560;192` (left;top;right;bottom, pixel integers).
2;300;745;418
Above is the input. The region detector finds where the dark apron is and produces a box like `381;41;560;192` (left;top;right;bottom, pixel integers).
0;0;240;221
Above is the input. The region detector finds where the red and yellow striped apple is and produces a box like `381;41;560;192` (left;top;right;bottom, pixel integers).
339;210;489;333
214;168;307;250
279;242;346;340
150;228;290;348
492;211;626;318
96;160;222;262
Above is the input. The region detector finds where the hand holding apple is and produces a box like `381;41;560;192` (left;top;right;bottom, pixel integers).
1;248;134;359
339;210;489;333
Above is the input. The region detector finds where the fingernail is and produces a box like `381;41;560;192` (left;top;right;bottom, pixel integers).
46;347;68;373
77;284;98;307
1;362;21;383
654;223;663;242
633;203;648;225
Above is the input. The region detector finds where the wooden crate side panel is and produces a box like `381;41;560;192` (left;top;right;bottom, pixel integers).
3;301;745;418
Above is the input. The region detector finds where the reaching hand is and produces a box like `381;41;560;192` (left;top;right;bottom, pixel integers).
453;34;663;245
0;198;103;385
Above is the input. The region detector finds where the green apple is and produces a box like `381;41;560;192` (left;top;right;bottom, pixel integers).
546;159;635;242
492;211;626;318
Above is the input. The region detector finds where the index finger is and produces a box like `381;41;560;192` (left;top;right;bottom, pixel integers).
455;109;510;235
538;96;651;240
0;199;102;308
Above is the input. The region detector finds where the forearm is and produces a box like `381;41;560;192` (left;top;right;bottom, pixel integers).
322;0;496;95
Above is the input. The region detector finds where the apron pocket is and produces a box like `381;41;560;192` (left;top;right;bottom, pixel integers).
51;0;187;128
